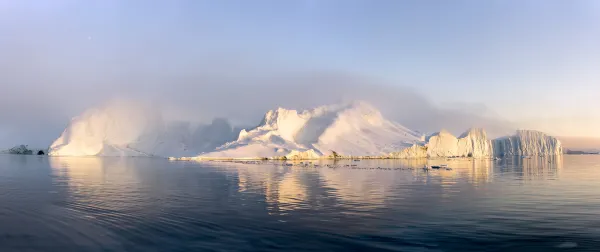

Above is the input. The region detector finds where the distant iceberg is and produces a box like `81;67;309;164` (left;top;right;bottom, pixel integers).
1;145;46;155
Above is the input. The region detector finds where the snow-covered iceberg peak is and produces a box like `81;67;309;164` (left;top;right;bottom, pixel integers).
194;101;423;159
252;101;385;142
459;127;487;139
256;107;307;142
493;130;562;157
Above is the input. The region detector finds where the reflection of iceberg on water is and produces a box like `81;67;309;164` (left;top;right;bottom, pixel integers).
48;157;159;212
49;157;107;184
318;167;405;211
517;156;563;180
233;165;312;212
492;155;563;181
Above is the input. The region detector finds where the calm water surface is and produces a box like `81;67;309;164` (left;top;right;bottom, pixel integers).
1;155;599;251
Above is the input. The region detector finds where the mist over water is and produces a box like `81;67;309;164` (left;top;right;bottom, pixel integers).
1;1;599;146
0;73;514;148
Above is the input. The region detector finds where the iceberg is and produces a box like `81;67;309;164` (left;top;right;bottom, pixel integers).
388;144;428;159
389;129;562;158
1;145;46;155
182;101;562;160
493;130;563;157
284;149;322;160
48;100;239;157
192;101;423;159
50;99;562;160
189;118;240;153
425;128;493;158
48;100;188;157
457;128;494;157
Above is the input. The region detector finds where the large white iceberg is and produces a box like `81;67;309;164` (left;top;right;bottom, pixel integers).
194;101;423;159
493;130;563;157
49;100;187;157
48;100;238;157
186;101;562;160
424;128;493;158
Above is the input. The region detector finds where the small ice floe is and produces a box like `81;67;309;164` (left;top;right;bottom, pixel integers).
556;242;578;249
430;164;448;170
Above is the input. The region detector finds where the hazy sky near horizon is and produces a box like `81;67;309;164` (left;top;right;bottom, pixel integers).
0;0;599;146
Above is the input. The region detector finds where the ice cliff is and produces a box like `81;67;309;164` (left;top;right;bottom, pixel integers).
425;128;493;158
389;128;562;158
493;130;563;157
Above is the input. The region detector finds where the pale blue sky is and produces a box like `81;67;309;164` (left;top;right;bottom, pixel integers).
0;0;599;143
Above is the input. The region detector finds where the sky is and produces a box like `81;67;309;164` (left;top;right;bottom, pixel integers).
0;0;599;147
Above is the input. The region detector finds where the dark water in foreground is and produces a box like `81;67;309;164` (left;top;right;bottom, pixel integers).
1;155;599;252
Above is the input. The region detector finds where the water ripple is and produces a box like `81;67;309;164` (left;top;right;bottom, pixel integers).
0;155;599;251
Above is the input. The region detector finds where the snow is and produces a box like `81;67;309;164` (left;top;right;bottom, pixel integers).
310;101;422;156
192;101;422;159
